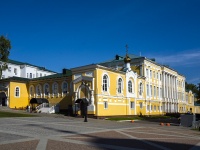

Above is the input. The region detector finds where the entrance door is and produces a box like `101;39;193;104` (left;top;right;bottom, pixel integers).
2;98;6;106
0;92;7;106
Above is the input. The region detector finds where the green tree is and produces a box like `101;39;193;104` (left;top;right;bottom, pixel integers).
197;83;200;101
185;82;198;94
0;35;11;78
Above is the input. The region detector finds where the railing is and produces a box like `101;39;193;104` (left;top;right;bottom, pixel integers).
36;103;49;110
36;103;59;114
49;105;55;113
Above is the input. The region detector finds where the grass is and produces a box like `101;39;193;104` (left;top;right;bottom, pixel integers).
0;111;38;118
105;115;172;121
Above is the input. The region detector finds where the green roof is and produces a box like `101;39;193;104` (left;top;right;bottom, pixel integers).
7;59;57;73
31;70;72;81
98;54;142;66
0;76;30;82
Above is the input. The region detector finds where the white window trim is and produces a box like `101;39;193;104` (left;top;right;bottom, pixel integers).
102;73;110;92
15;86;20;98
117;77;124;94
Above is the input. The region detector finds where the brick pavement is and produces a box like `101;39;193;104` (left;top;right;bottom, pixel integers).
0;108;200;150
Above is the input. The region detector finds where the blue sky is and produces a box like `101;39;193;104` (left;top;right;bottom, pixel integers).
0;0;200;85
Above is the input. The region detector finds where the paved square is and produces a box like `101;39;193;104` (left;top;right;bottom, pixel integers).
0;114;200;150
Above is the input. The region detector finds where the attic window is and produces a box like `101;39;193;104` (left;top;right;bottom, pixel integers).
8;67;11;72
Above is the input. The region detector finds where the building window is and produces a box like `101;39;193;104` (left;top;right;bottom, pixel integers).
139;102;143;109
118;78;122;93
157;87;159;97
147;105;150;111
146;69;148;77
52;82;58;96
150;85;152;97
128;80;132;93
15;87;20;97
27;73;29;78
36;85;42;96
160;88;162;98
150;70;152;78
154;86;156;97
146;84;149;96
104;101;108;109
139;83;143;96
29;86;34;97
14;68;17;75
44;84;49;96
158;106;160;111
154;106;156;111
103;75;108;92
40;73;42;77
62;82;68;94
30;73;32;79
8;67;11;72
130;102;135;109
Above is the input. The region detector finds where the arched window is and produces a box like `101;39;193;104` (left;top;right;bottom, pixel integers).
43;83;49;96
52;82;58;95
103;75;108;92
36;85;42;96
29;85;34;97
118;78;122;93
62;82;68;94
139;83;143;96
15;87;20;97
128;80;132;93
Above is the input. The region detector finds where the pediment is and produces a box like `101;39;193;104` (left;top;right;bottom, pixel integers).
73;75;93;84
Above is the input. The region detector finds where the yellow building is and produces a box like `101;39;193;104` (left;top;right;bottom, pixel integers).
0;53;200;116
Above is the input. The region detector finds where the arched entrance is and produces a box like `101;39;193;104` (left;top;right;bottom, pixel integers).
0;92;7;106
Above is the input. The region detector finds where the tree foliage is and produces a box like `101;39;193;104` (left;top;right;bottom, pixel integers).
185;82;200;101
0;35;11;78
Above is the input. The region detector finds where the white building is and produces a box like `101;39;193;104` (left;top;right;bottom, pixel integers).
1;59;56;79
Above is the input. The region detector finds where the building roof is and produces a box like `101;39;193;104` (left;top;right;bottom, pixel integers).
6;59;57;73
31;70;72;81
0;76;30;82
99;54;184;76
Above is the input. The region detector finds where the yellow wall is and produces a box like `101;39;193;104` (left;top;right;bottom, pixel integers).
9;82;29;109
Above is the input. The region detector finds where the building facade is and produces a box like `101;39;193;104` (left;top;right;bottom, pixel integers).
0;54;199;116
1;59;56;79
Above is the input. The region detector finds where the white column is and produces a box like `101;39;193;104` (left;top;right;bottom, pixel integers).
74;92;77;103
90;90;94;105
166;74;168;99
163;72;165;98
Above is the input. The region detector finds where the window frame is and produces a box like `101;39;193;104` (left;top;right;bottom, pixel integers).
104;101;108;109
15;87;20;97
128;80;133;93
118;78;123;93
102;74;108;92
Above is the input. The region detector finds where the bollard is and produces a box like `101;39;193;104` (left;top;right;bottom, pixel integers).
160;123;164;126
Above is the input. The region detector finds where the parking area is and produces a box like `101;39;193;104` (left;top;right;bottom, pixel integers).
0;112;200;150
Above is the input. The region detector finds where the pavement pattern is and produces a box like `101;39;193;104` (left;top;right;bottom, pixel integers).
0;110;200;150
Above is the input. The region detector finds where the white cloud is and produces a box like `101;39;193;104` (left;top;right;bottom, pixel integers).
151;50;200;66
